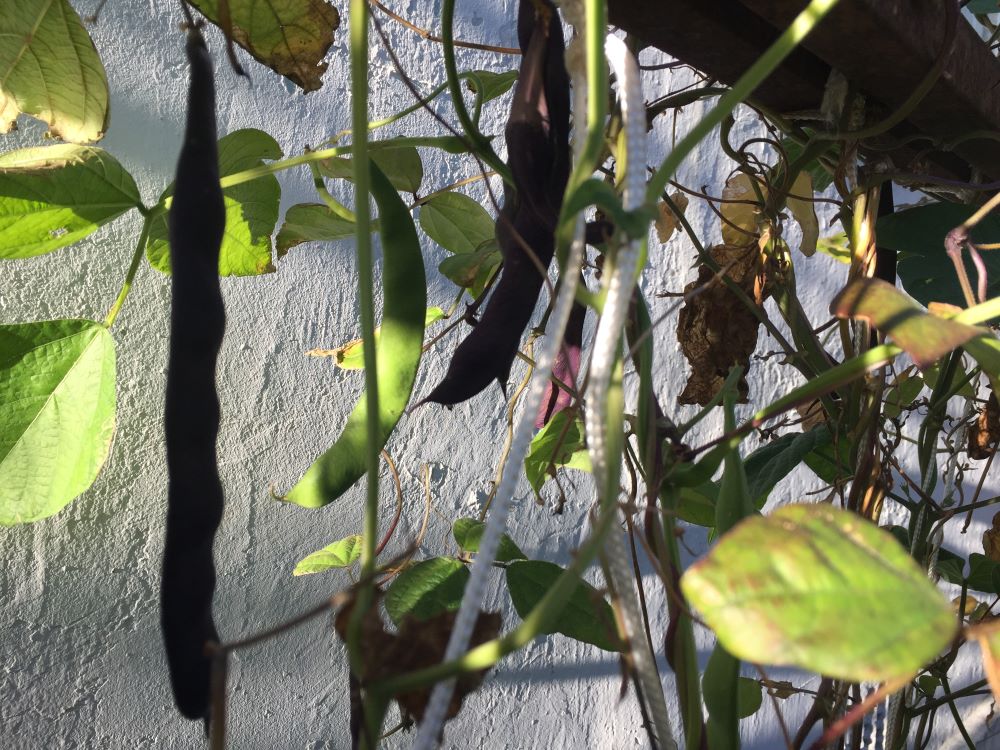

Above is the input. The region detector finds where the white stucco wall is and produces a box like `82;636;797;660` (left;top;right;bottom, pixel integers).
3;2;999;749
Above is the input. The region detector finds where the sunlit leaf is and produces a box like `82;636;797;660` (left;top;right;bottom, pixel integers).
787;172;818;257
384;557;469;625
681;503;956;682
832;278;987;368
148;128;283;276
0;319;116;525
465;70;518;104
292;535;362;575
0;0;109;142
0;145;140;259
190;0;340;92
816;232;851;264
505;560;621;652
971;619;1000;705
720;173;762;245
524;410;590;496
438;243;501;297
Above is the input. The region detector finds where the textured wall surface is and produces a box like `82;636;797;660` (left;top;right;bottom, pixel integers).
2;3;999;749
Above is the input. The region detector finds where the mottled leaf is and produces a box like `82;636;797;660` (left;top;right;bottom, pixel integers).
832;278;987;369
681;503;956;682
190;0;339;92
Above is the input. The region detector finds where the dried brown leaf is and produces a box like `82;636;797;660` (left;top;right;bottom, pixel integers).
970;391;1000;461
655;192;688;243
676;243;767;405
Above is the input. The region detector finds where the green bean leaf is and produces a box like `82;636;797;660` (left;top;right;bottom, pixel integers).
737;676;763;719
283;163;426;508
0;0;109;142
0;319;116;525
744;425;832;506
276;202;355;256
524;410;591;497
465;70;518;103
320;146;423;193
505;560;621;652
385;557;469;625
452;518;526;563
438;242;501;297
876;202;1000;308
189;0;339;92
148;128;283;276
292;535;362;576
0;145;140;259
419;192;495;254
681;503;956;682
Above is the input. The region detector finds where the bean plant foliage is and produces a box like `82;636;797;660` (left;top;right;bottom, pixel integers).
3;0;1000;748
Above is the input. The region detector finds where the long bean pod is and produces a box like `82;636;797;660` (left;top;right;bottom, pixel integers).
161;23;226;725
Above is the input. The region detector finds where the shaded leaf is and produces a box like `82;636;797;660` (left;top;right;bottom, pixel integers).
438;244;501;296
678;483;718;527
293;534;362;575
0;319;116;525
384;557;469;625
970;390;1000;460
816;232;851;264
419;192;495;254
883;371;924;419
736;677;763;719
876;202;1000;308
506;560;621;652
190;0;339;92
148;128;283;276
452;518;526;563
465;69;518;103
276;202;354;256
681;503;956;682
320;146;423;193
744;426;831;507
524;410;590;496
968;553;1000;594
0;145;140;259
0;0;109;142
306;307;444;371
779;136;832;191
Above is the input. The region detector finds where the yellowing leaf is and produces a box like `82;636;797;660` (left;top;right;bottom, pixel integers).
788;172;818;257
307;307;444;370
721;173;762;245
681;503;956;683
190;0;340;92
655;192;688;243
971;619;1000;705
0;0;109;142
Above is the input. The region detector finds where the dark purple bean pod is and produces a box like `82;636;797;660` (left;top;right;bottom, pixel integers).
161;24;226;726
421;0;570;407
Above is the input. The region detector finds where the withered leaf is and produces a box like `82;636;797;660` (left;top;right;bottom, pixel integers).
720;173;763;245
655;192;688;243
970;390;1000;461
676;243;768;405
190;0;340;92
334;596;501;724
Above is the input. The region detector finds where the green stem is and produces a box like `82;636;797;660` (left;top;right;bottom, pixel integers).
103;213;154;328
441;0;511;183
345;4;381;747
646;0;841;203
